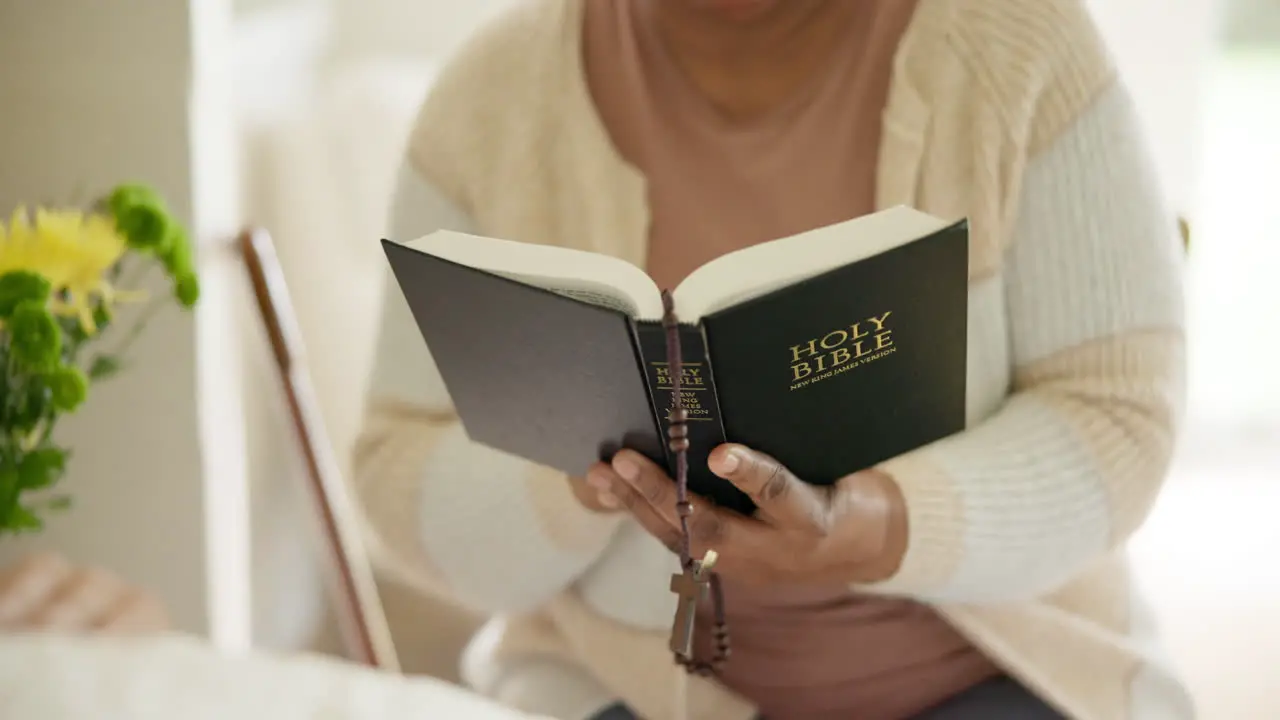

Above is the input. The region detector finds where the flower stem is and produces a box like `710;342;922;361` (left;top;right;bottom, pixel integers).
106;296;164;360
116;255;149;291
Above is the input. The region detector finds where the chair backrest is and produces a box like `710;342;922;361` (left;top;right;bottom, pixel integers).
237;227;400;673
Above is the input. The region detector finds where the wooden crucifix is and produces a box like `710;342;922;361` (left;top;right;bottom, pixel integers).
669;561;710;659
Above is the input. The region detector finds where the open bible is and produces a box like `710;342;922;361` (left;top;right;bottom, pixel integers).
381;206;969;514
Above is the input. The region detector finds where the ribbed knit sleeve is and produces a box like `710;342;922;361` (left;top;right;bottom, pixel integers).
864;75;1185;602
351;160;625;614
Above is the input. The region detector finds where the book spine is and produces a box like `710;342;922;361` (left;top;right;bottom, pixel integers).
634;321;749;513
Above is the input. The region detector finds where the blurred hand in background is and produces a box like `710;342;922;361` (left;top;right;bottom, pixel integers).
0;552;169;635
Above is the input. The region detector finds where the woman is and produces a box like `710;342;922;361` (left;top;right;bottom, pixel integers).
353;0;1191;718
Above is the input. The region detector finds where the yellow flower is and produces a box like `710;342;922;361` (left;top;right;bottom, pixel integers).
0;207;139;333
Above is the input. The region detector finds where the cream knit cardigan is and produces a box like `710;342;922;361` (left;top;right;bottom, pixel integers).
353;1;1194;718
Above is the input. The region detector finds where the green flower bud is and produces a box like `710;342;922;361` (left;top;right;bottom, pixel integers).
174;272;200;308
17;447;68;490
0;271;51;319
46;365;89;412
107;183;161;206
9;301;62;371
108;184;173;253
161;227;195;277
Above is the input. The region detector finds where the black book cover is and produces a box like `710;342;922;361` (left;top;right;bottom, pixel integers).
381;219;968;516
381;241;665;474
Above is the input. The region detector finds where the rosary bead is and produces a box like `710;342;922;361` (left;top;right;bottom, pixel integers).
668;437;690;452
667;423;689;439
669;408;688;423
675;500;693;517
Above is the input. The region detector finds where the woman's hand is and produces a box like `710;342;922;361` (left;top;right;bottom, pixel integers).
586;445;909;585
0;552;170;634
568;474;627;513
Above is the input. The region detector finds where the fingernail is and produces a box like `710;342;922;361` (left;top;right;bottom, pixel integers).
596;491;621;509
614;456;638;481
717;448;741;474
586;471;611;490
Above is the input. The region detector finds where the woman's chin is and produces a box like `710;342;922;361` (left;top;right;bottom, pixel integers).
685;0;784;21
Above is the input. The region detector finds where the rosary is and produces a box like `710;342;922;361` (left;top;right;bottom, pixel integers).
661;290;730;675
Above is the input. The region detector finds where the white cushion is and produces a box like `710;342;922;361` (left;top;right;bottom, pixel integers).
0;633;545;720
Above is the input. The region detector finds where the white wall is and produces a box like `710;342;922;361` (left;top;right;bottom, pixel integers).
1224;0;1280;45
1088;0;1224;217
0;0;248;646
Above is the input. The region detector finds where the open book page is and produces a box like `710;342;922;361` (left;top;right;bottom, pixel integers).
672;206;953;320
405;230;662;317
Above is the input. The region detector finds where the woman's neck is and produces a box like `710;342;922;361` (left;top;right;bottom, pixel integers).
649;0;867;121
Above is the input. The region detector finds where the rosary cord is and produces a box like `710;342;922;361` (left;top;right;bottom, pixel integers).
662;291;696;573
661;291;730;678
